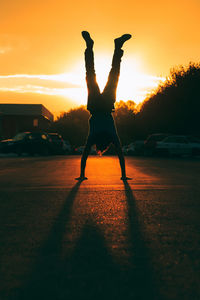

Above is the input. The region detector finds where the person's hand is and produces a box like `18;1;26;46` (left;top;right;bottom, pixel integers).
120;176;132;181
75;176;88;181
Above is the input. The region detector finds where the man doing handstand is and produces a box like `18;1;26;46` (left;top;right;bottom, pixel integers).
76;31;132;180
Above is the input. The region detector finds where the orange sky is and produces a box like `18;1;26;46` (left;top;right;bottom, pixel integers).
0;0;200;117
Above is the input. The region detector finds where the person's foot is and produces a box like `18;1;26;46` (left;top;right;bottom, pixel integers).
114;34;132;49
81;31;94;49
120;176;132;181
75;176;88;181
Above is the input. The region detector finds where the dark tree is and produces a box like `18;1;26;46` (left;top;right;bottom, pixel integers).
138;62;200;136
114;100;137;144
50;106;90;146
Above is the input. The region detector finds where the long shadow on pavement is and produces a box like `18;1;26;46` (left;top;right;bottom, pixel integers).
16;181;162;300
123;180;163;300
17;181;82;300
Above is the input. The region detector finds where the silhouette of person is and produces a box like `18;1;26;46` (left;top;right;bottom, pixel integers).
76;31;132;180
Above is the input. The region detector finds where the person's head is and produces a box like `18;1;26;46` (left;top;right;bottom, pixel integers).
95;132;112;156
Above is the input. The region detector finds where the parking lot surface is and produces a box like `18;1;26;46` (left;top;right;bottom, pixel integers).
0;156;199;300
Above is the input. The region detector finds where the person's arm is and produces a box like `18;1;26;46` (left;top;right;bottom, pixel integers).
114;143;131;180
75;142;92;180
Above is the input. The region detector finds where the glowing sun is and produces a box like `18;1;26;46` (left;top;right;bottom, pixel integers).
56;54;164;106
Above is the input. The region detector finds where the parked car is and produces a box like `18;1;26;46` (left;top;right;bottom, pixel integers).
75;146;85;154
75;145;97;155
90;146;97;155
0;132;51;156
144;133;169;156
122;141;145;156
186;136;200;155
63;140;72;154
47;133;65;154
156;135;200;156
122;145;129;155
126;143;135;155
133;140;145;155
0;139;15;154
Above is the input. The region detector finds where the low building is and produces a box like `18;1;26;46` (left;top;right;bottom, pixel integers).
0;104;54;139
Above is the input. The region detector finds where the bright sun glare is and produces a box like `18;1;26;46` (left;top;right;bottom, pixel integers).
53;54;164;106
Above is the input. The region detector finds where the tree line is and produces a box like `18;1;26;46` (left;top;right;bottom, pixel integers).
50;62;200;146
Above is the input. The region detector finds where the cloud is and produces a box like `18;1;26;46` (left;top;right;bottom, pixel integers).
0;74;82;88
0;73;83;94
0;72;165;106
0;73;86;105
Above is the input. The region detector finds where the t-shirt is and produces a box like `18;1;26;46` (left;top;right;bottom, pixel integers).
87;112;120;145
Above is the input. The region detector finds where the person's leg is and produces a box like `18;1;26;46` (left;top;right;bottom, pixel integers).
75;141;92;180
102;34;132;107
102;48;123;102
82;31;100;112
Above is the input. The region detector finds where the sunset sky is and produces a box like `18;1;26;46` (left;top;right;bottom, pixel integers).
0;0;200;117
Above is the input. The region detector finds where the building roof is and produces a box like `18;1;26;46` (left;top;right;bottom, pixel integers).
0;104;54;121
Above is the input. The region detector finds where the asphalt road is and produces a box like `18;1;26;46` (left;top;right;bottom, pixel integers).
0;155;199;300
